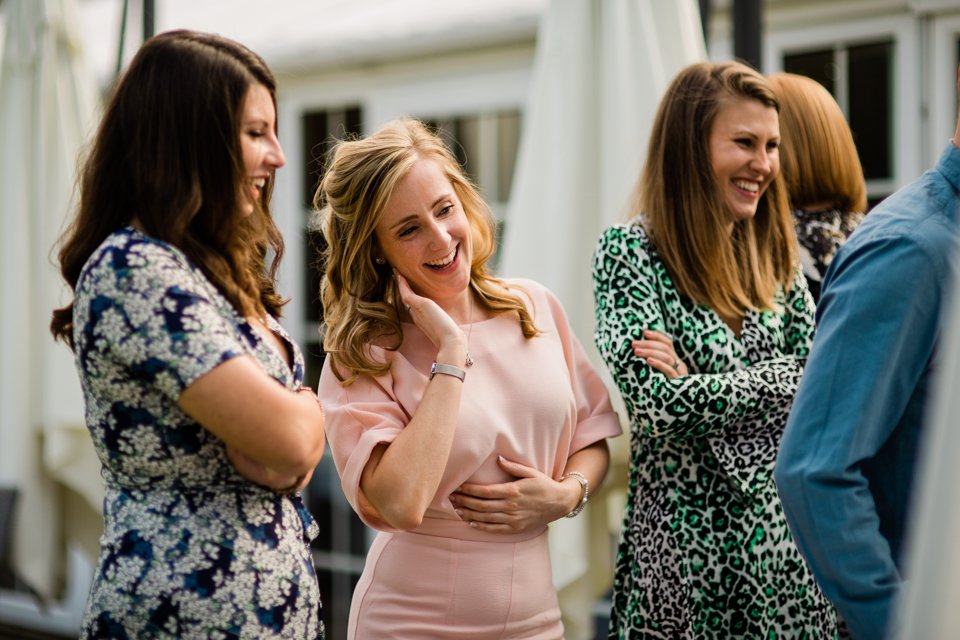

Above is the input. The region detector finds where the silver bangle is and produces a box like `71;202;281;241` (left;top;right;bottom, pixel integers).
561;471;589;518
430;362;466;382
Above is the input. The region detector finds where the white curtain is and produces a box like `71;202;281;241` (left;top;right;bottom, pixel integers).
0;0;101;599
500;0;706;345
498;1;705;636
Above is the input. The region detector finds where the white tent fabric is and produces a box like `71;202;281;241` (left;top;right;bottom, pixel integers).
498;0;705;635
500;0;706;346
0;0;100;599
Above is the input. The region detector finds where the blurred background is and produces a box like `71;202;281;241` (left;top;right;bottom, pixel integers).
1;0;959;638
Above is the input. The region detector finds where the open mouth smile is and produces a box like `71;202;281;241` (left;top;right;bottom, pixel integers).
425;245;458;270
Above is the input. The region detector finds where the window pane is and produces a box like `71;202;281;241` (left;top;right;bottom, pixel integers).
301;107;363;208
943;38;960;113
848;41;893;180
301;111;328;209
783;49;835;95
301;107;362;330
299;108;366;640
305;229;325;325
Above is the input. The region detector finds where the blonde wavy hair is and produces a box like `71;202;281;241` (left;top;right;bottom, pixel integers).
636;60;797;318
317;117;539;384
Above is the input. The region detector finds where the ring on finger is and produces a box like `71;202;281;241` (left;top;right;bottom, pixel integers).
673;358;680;371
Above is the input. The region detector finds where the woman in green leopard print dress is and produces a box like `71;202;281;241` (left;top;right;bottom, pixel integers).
592;61;838;639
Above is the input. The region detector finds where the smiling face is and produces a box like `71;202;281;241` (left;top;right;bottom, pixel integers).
374;157;473;313
239;83;285;216
708;96;780;226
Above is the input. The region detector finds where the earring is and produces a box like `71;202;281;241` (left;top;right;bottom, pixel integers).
374;256;385;265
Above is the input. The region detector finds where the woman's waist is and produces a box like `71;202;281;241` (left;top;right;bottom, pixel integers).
103;483;312;530
408;515;547;543
102;463;275;494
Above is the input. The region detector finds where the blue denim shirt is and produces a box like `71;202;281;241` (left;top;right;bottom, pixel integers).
775;142;960;640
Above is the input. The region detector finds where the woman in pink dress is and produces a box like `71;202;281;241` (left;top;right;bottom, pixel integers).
315;118;622;639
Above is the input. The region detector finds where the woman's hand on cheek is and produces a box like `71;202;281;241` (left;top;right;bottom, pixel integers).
394;271;466;357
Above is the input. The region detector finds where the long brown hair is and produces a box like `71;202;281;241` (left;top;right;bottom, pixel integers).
50;29;286;347
317;118;539;384
636;60;797;317
768;72;867;213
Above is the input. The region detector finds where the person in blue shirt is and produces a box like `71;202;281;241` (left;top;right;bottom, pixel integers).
774;65;960;640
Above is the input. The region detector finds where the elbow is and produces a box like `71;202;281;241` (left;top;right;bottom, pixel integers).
276;414;326;477
374;500;426;532
288;441;325;478
363;482;430;531
384;510;425;532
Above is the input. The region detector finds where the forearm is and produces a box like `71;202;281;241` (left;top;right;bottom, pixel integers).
615;355;804;439
180;356;327;477
556;440;610;516
228;387;326;475
227;445;314;493
361;369;463;530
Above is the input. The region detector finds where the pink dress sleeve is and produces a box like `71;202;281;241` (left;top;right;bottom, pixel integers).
317;353;407;531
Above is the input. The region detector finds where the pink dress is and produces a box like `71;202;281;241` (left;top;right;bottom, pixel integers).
319;279;622;639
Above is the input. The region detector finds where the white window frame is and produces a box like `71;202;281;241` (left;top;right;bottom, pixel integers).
930;12;960;168
765;14;920;200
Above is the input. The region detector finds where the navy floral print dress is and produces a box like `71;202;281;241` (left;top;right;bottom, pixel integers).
74;228;324;639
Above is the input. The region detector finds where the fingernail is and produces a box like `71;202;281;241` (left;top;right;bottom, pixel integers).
498;455;506;463
468;521;478;528
455;509;464;518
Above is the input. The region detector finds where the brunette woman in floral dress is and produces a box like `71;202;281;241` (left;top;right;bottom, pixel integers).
51;31;326;639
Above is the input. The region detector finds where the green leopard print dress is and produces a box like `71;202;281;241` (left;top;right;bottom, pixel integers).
593;223;837;639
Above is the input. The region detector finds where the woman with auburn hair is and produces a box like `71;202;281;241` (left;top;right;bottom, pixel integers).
768;71;867;302
51;30;326;638
592;61;838;637
316;117;621;639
